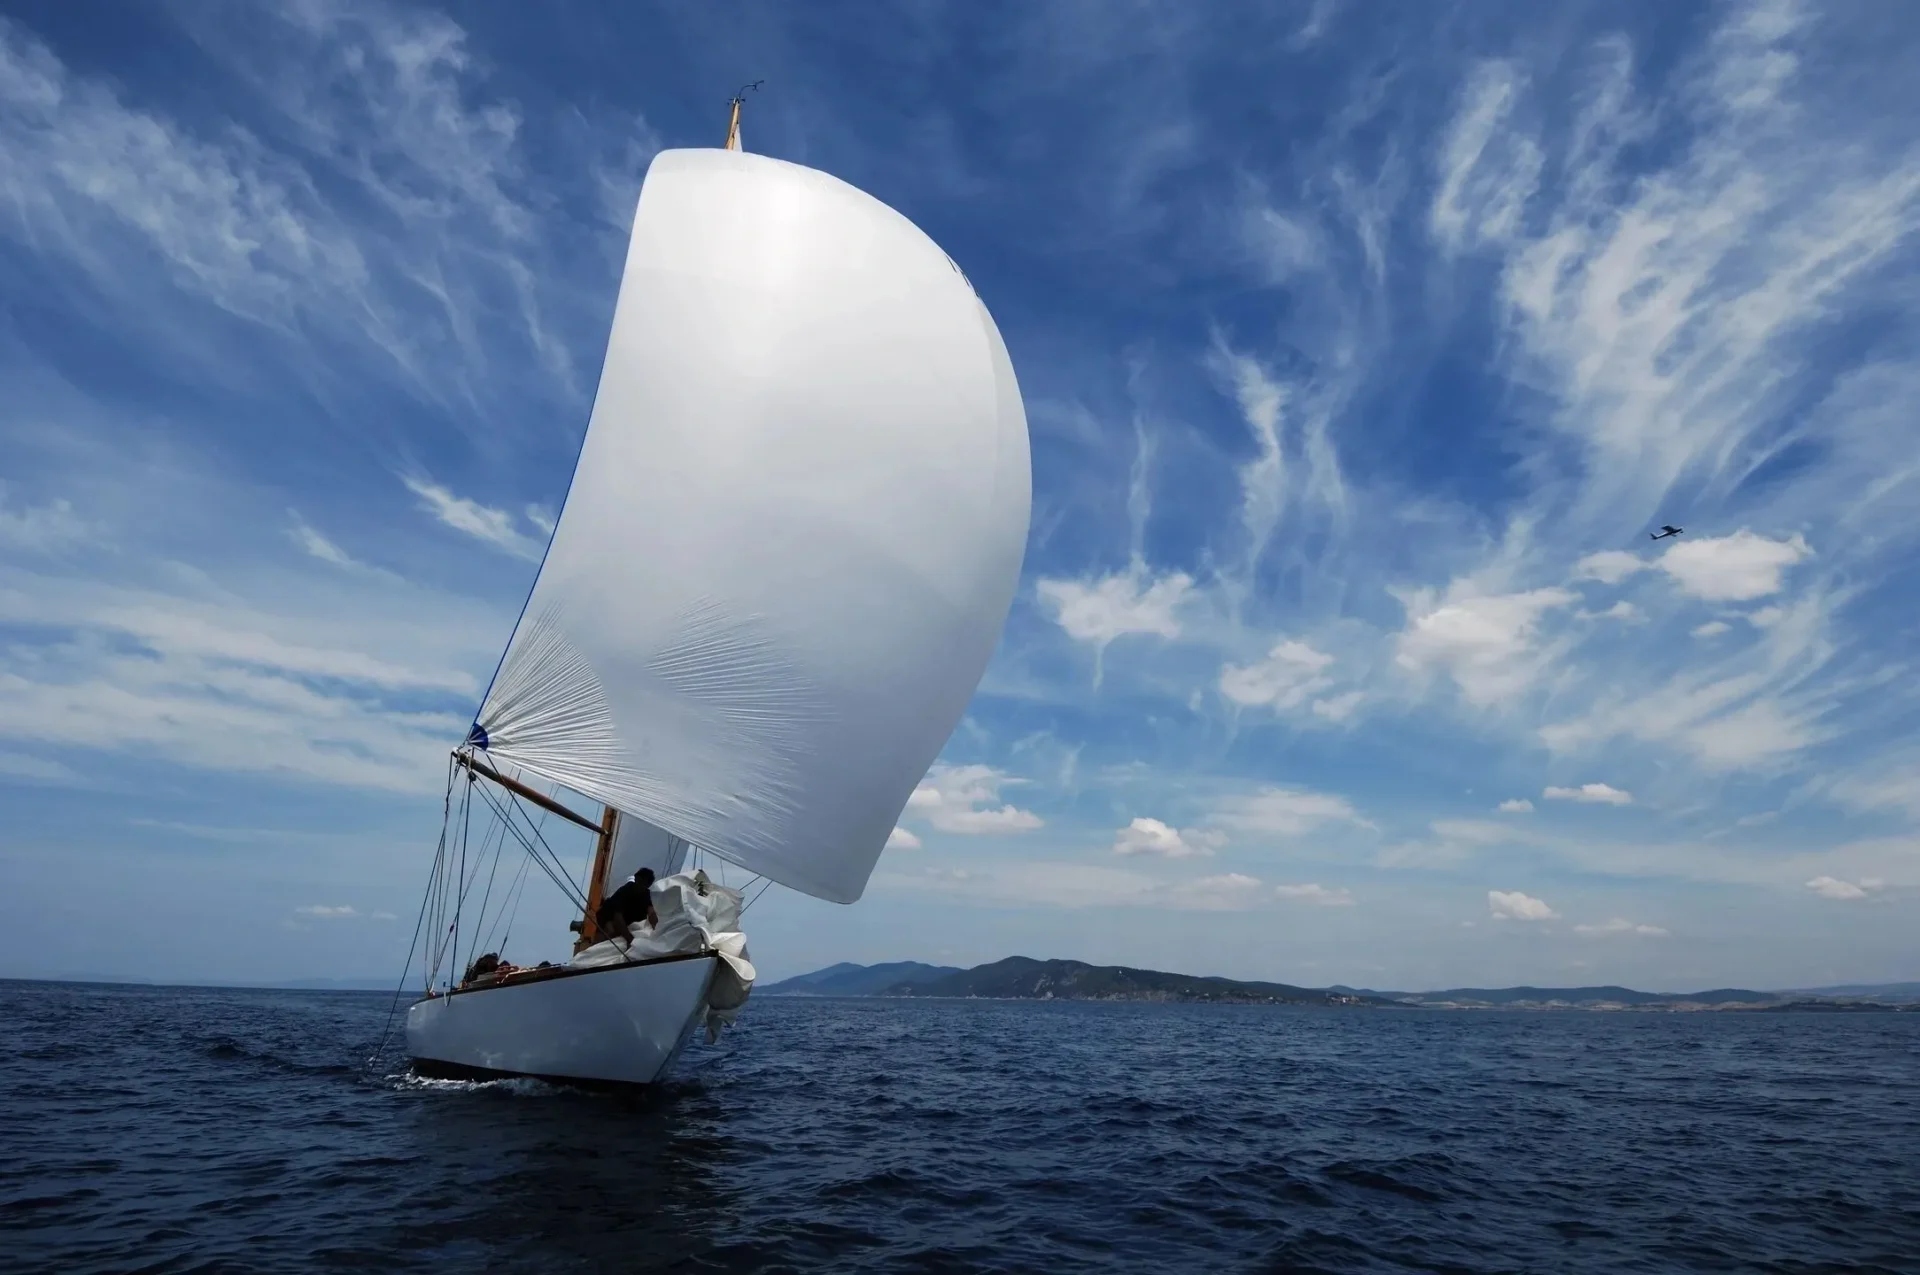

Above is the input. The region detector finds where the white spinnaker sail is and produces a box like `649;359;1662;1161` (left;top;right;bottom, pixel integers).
473;148;1031;904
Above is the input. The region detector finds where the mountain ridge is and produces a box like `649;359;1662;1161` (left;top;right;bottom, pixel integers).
759;960;960;997
762;960;1920;1009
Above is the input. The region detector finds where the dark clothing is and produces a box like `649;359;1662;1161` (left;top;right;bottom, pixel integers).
596;872;656;937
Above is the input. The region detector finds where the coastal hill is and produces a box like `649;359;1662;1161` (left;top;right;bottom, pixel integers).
892;956;1400;1006
767;956;1406;1007
759;961;960;997
763;958;1920;1010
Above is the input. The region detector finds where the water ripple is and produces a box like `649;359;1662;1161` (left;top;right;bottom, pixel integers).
2;982;1917;1273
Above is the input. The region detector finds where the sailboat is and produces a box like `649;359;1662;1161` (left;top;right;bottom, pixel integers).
403;92;1032;1086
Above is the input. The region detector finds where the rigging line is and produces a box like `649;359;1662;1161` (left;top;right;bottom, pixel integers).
479;769;579;906
502;795;569;896
429;806;454;990
479;854;524;957
446;767;475;979
428;771;464;992
451;788;511;949
488;851;536;960
431;769;461;983
475;827;527;959
505;787;587;911
476;789;541;959
501;799;587;915
513;769;560;886
472;782;589;913
468;817;509;959
450;767;475;992
443;771;483;979
471;784;561;893
466;798;512;941
366;754;456;1073
742;877;775;913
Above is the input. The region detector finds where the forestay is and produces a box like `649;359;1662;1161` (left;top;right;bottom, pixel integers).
471;148;1031;904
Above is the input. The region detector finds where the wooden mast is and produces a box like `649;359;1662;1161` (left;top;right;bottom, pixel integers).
574;82;756;954
724;80;761;152
572;804;620;953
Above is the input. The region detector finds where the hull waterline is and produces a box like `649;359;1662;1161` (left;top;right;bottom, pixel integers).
405;953;719;1086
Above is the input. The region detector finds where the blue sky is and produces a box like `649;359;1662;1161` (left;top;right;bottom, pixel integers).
3;0;1916;990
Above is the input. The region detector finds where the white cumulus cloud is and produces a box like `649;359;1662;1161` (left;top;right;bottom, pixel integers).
1273;882;1355;906
1583;601;1643;623
296;904;358;918
1395;586;1576;704
1658;531;1811;602
1497;798;1534;813
885;826;921;851
1036;568;1192;645
1804;875;1882;901
1573;550;1647;585
1574;917;1668;936
1311;691;1364;722
1544;783;1633;806
905;764;1043;834
1112;817;1223;858
1488;889;1555;921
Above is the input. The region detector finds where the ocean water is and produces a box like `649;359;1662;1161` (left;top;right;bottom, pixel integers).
2;981;1916;1274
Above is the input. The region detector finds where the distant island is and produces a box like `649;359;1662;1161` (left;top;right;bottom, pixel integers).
763;958;1920;1012
12;964;1916;1010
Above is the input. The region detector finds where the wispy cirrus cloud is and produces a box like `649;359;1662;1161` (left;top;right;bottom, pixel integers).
403;475;547;561
0;485;88;552
0;5;625;443
6;0;1919;991
1211;786;1371;838
289;515;358;568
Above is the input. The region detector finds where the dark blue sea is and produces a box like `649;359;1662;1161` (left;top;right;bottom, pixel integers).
3;981;1917;1274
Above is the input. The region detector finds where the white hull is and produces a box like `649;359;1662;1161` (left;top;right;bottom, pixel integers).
405;953;719;1085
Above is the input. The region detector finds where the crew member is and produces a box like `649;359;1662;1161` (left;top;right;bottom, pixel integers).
595;867;658;940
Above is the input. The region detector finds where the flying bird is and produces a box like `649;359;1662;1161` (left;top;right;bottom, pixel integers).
1649;525;1683;541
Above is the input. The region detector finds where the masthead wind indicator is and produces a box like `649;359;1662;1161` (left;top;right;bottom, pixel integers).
724;81;762;152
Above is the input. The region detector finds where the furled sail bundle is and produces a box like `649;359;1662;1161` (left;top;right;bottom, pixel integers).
471;148;1031;904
